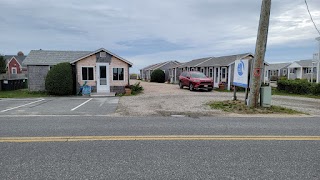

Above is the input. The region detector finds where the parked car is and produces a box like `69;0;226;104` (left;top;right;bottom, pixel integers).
179;71;213;91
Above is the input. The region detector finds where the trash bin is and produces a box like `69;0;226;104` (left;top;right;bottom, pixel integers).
260;86;271;107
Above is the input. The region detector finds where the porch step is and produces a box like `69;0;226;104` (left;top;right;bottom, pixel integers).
90;92;116;97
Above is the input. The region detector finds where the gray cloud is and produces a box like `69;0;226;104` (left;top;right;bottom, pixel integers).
1;0;319;73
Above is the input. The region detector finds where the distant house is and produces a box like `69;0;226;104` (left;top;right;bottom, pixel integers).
265;63;290;81
178;53;256;90
3;52;27;80
140;61;180;82
23;48;133;94
287;60;317;81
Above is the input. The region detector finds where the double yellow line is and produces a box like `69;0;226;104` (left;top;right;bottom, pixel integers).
1;135;320;143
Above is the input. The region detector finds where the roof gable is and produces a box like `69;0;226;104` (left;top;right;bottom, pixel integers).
7;56;22;68
287;62;301;68
4;55;26;67
70;48;132;66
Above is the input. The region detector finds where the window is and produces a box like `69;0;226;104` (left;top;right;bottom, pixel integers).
283;69;287;76
209;68;213;78
289;68;295;73
82;67;94;80
221;67;227;79
303;68;312;74
113;68;124;80
11;67;17;74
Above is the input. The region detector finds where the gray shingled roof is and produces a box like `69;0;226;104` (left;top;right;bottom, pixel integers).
197;53;252;67
23;50;91;65
4;55;27;67
266;63;290;70
140;63;158;71
147;61;168;70
179;57;212;68
296;59;314;67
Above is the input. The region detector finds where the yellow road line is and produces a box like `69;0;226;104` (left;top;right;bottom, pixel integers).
0;135;320;143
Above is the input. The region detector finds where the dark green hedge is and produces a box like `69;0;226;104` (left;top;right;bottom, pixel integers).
151;69;165;83
277;79;320;95
45;62;74;95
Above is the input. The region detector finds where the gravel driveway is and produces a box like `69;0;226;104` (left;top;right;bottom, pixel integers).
115;80;320;117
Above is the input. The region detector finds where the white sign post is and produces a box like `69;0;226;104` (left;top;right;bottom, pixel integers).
233;59;249;88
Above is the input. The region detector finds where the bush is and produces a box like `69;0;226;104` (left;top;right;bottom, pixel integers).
45;62;74;95
311;83;320;95
0;55;6;73
130;82;144;95
277;79;313;95
151;69;165;83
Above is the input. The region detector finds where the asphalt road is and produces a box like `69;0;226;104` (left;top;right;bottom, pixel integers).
1;116;320;179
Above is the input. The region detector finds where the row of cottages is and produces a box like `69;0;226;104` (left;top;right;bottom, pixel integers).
170;53;254;90
264;63;290;81
265;59;317;82
140;61;180;82
2;52;27;80
23;48;133;94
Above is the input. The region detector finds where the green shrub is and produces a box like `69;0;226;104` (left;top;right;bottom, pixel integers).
45;62;74;95
0;55;6;73
151;69;165;83
277;79;312;95
130;82;144;95
311;83;320;95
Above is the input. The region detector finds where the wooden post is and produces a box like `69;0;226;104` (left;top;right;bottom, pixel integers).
234;88;237;100
248;0;271;108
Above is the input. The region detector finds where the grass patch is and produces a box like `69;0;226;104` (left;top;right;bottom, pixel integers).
0;89;48;98
208;100;304;114
272;88;320;99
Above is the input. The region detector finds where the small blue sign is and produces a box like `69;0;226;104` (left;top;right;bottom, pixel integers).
237;60;245;76
82;85;91;95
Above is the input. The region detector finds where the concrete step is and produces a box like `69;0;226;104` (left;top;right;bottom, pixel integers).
90;92;116;97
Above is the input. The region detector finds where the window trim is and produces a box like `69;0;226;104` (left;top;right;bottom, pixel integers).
209;68;213;78
11;67;17;74
221;67;227;79
112;67;125;81
81;66;95;81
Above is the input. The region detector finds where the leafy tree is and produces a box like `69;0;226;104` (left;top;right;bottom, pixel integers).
0;55;6;73
45;62;73;95
151;69;165;83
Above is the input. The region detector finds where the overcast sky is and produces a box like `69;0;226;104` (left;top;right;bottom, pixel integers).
1;0;320;73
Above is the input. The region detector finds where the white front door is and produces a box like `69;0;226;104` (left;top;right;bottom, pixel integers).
214;67;220;88
96;63;110;93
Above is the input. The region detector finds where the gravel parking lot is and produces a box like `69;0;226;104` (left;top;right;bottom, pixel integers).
116;80;320;117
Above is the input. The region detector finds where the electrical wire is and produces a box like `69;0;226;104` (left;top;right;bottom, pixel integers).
304;0;320;35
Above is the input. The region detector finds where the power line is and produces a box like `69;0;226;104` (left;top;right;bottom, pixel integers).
304;0;320;35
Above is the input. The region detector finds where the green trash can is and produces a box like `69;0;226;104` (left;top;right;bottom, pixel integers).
260;86;272;107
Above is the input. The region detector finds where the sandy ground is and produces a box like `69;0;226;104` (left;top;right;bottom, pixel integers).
114;80;320;117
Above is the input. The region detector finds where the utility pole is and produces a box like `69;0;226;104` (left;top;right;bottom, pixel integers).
248;0;272;108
